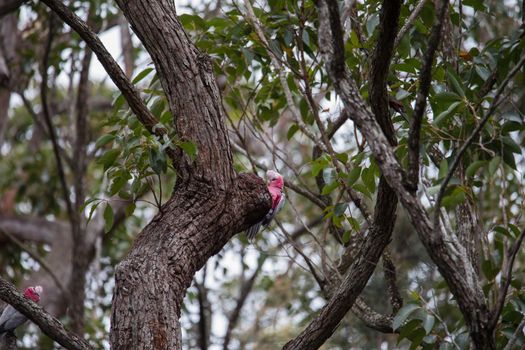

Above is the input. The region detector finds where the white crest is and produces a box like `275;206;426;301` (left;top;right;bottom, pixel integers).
266;170;281;180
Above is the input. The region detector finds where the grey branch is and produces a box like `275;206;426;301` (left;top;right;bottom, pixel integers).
407;0;448;190
0;278;93;350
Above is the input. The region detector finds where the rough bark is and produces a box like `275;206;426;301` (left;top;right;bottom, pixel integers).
0;331;17;350
111;176;269;349
99;1;272;349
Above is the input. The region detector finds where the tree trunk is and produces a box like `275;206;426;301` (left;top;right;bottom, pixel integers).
111;176;269;349
109;1;271;348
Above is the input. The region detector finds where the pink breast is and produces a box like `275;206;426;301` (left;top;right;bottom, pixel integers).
268;186;282;208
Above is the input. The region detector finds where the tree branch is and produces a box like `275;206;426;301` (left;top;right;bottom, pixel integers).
0;278;93;350
407;0;447;191
394;0;428;49
40;14;76;232
0;0;25;18
434;51;525;226
0;229;68;296
489;227;525;330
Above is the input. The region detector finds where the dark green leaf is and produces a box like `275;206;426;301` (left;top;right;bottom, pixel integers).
132;67;154;84
99;149;121;171
394;304;421;330
103;204;114;233
95;134;115;148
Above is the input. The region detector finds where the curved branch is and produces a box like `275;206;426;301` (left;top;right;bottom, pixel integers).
0;278;93;350
489;227;525;330
407;0;447;191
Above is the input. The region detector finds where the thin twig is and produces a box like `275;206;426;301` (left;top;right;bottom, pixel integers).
393;0;428;49
503;313;525;350
490;227;525;330
407;0;448;191
40;15;76;229
0;229;68;296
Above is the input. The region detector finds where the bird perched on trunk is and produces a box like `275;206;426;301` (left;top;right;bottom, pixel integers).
0;286;43;334
246;170;285;240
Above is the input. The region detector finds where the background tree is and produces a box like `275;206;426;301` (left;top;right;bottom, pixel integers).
0;0;524;349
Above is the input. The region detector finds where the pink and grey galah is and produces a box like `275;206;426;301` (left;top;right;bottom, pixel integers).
0;286;43;334
246;170;285;240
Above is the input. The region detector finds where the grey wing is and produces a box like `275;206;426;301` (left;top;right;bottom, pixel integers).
246;220;263;240
261;193;285;226
0;305;27;333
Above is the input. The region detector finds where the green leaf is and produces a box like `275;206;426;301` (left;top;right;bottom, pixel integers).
149;148;167;174
179;141;197;161
433;101;461;126
463;0;486;11
287;124;299;140
98;149;121;171
347;167;361;186
447;69;465;97
481;259;499;280
434;92;462;104
442;187;466;208
103;204;114;233
393;304;421;330
501;136;522;154
362;167;376;193
352;183;371;199
466;160;485;178
125;202;136;217
347;216;360;232
488;156;500;176
132;67;154;84
321;181;338;195
342;230;351;243
85;200;101;225
335;152;348;164
398;319;421;343
422;314;435;334
334;203;348;216
438;158;448;179
95;134;115;148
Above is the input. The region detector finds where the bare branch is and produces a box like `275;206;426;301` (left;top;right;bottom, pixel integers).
394;0;428;49
382;250;403;314
0;229;68;296
0;278;93;350
503;314;525;350
489;227;525;330
407;0;447;191
40;15;76;231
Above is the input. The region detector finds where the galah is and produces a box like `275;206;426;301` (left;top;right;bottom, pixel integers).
0;286;43;334
246;170;285;240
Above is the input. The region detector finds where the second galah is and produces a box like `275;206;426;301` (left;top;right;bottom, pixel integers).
246;170;285;240
0;285;43;334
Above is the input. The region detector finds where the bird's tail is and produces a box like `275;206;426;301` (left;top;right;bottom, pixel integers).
246;221;263;241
